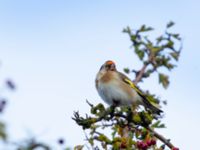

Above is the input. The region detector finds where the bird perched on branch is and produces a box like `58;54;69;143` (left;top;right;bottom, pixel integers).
95;60;163;115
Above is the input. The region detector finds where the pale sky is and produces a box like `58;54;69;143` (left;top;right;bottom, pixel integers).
0;0;200;149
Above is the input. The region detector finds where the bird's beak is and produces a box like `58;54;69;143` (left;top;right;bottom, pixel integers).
110;64;115;71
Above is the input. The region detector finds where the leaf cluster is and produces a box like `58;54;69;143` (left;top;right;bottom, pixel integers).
73;102;165;150
123;21;182;88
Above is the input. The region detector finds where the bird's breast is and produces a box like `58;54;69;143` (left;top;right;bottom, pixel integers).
97;79;139;105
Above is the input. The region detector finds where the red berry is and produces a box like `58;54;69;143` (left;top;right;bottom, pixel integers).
142;143;148;150
150;139;156;145
172;147;179;150
137;141;143;148
120;142;127;148
137;141;148;150
146;140;152;146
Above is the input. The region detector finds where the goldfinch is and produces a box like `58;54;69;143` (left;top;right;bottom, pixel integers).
95;60;163;115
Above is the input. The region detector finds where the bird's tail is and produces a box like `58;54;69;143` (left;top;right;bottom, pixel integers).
140;95;163;115
143;99;163;115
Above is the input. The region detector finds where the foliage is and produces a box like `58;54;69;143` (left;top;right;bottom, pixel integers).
73;22;182;150
123;21;181;87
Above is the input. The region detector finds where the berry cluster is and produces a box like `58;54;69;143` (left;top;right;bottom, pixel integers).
137;139;156;150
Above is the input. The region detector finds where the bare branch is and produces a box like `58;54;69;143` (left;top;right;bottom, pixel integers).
134;64;148;84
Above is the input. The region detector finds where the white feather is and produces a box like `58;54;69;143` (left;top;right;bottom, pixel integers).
97;79;142;106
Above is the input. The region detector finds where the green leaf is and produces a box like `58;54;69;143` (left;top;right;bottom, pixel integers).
156;35;165;44
138;51;144;60
133;114;142;124
131;35;137;41
157;123;165;128
98;134;111;143
151;120;161;128
90;103;105;115
124;68;130;74
170;52;179;61
165;63;175;70
158;73;169;89
88;138;94;145
140;25;154;32
123;26;131;33
140;25;146;32
166;21;175;28
151;121;166;129
166;40;174;48
171;33;181;40
145;27;154;32
135;48;145;60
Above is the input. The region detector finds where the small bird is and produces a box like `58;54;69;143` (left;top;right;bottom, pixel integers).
95;60;163;115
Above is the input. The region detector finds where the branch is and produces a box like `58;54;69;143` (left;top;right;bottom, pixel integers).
73;104;178;149
134;64;148;84
134;54;153;84
146;126;175;149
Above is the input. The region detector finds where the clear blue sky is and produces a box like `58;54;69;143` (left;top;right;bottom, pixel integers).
0;0;200;149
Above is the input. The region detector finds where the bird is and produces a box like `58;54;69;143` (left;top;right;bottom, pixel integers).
95;60;163;115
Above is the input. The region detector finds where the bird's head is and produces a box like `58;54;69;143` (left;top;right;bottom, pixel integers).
99;60;116;71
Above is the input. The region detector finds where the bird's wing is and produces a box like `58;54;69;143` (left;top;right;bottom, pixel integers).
118;72;163;114
118;72;144;96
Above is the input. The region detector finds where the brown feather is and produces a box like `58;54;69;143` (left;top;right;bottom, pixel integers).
101;71;114;83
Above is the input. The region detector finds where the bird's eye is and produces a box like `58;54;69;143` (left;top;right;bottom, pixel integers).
106;65;110;68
